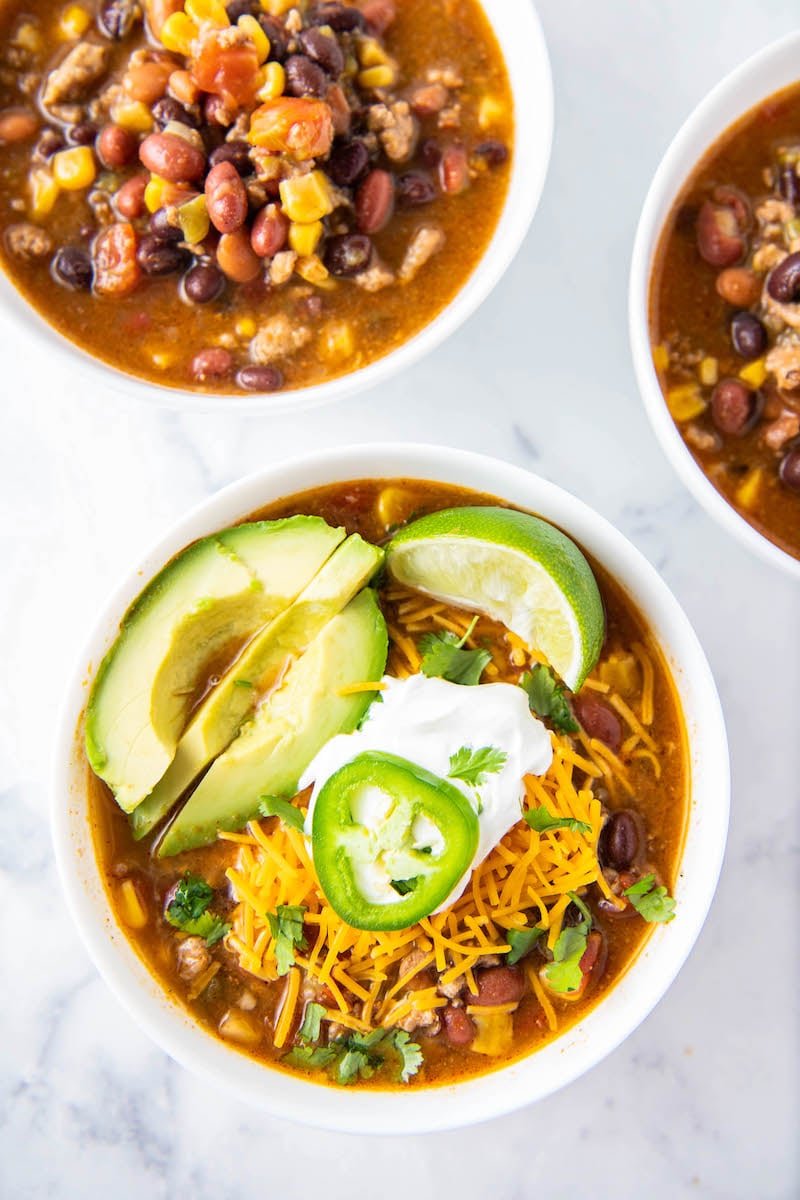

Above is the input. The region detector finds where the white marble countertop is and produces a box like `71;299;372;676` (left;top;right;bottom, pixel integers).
2;1;799;1196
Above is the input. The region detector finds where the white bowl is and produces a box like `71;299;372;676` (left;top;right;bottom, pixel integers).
630;31;800;580
52;444;729;1133
0;1;552;414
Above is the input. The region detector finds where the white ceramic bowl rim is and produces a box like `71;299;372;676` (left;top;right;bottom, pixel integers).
52;443;730;1135
0;0;553;415
629;29;800;580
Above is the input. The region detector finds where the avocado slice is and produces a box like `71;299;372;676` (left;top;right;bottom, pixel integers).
157;588;388;856
132;534;384;840
85;517;344;813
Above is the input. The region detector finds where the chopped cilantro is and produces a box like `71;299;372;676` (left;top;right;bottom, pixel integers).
165;873;231;947
418;617;491;686
257;795;305;831
524;805;591;836
298;1001;326;1043
266;904;307;975
519;664;578;733
624;874;676;923
542;891;592;994
506;925;544;965
285;1026;423;1086
448;744;507;787
285;1045;338;1070
232;679;254;688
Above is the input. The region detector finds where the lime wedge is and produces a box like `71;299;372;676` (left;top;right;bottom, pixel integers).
386;506;604;691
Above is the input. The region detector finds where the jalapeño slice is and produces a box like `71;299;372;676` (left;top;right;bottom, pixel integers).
311;751;479;931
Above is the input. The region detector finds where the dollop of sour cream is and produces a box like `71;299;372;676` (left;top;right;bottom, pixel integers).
301;674;553;911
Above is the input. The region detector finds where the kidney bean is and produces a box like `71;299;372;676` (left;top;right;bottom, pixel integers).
356;168;393;234
209;139;252;175
191;347;234;381
124;60;172;105
183;261;225;303
442;1005;475;1048
168;69;200;107
257;14;289;60
236;363;284;391
52;246;93;290
205;161;248;235
712;184;752;232
361;0;396;35
572;693;623;754
471;966;525;1008
67;121;98;147
137;233;189;275
730;311;767;361
397;171;436;207
285;55;327;99
779;445;800;491
325;139;369;187
299;27;344;77
150;207;183;243
250;203;289;257
408;82;448;118
308;2;365;30
152;96;199;130
419;138;442;169
140;131;205;183
598;810;641;871
98;0;138;39
324;233;372;276
474;139;509;167
767;250;800;303
94;222;141;295
710;378;762;436
696;201;745;267
204;94;233;128
115;173;148;219
0;108;38;144
579;930;603;978
715;266;761;308
97;124;137;168
216;228;262;281
439;143;470;194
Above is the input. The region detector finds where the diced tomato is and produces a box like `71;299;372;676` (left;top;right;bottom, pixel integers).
249;97;333;160
94;222;141;296
191;32;260;109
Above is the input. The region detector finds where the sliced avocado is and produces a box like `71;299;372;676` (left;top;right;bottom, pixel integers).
132;534;384;840
85;517;344;813
157;588;388;856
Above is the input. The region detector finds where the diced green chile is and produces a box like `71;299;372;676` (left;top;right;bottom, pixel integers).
311;751;479;931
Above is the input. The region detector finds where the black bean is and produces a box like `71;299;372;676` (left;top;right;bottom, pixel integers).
284;55;327;99
225;0;259;19
323;233;373;276
97;0;137;39
419;138;442;169
150;208;183;243
767;250;800;303
183;261;225;303
137;234;189;276
68;121;98;146
52;246;93;290
779;164;799;207
598;811;640;871
710;379;762;436
32;128;64;163
298;27;345;77
780;446;800;491
257;14;288;61
730;311;767;361
307;2;365;31
473;139;509;167
208;139;252;176
325;139;369;186
397;171;436;207
152;97;199;130
236;364;284;392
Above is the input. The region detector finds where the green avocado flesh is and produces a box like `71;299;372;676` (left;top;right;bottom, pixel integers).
85;517;344;813
157;588;388;857
131;534;384;840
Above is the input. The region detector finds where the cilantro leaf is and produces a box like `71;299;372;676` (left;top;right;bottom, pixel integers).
298;1001;326;1043
418;617;491;686
258;794;305;831
519;664;578;733
288;1026;423;1086
448;744;507;786
542;891;593;994
524;805;591;836
267;904;307;975
165;874;231;946
624;874;676;923
285;1045;338;1070
337;1048;373;1084
506;925;544;965
391;1030;424;1082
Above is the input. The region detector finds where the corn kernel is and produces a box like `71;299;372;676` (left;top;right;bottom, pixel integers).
14;21;43;53
160;11;199;55
279;171;333;223
28;167;59;220
698;356;719;387
59;4;90;37
256;60;285;101
259;0;294;14
118;879;148;930
651;343;669;372
144;175;169;213
288;219;323;257
236;316;257;338
739;357;768;388
471;1012;514;1056
238;13;269;62
478;95;506;131
151;349;178;369
666;383;706;422
375;484;408;526
295;254;329;284
110;98;153;132
52;145;95;190
176;193;210;243
185;0;229;27
736;467;763;510
358;65;395;90
358;37;390;67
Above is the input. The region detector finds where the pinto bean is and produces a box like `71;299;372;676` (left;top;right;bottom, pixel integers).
598;810;641;871
716;267;761;308
471;966;525;1008
572;693;623;754
191;347;233;381
696;201;745;268
97;124;137;168
205;161;248;234
408;82;448;118
442;1005;475;1047
217;228;262;281
710;378;762;436
139;131;205;182
439;143;469;195
361;0;396;35
355;168;393;234
250;204;289;257
123;60;172;105
146;0;182;38
767;250;800;303
0;108;38;144
115;173;148;218
712;184;751;232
